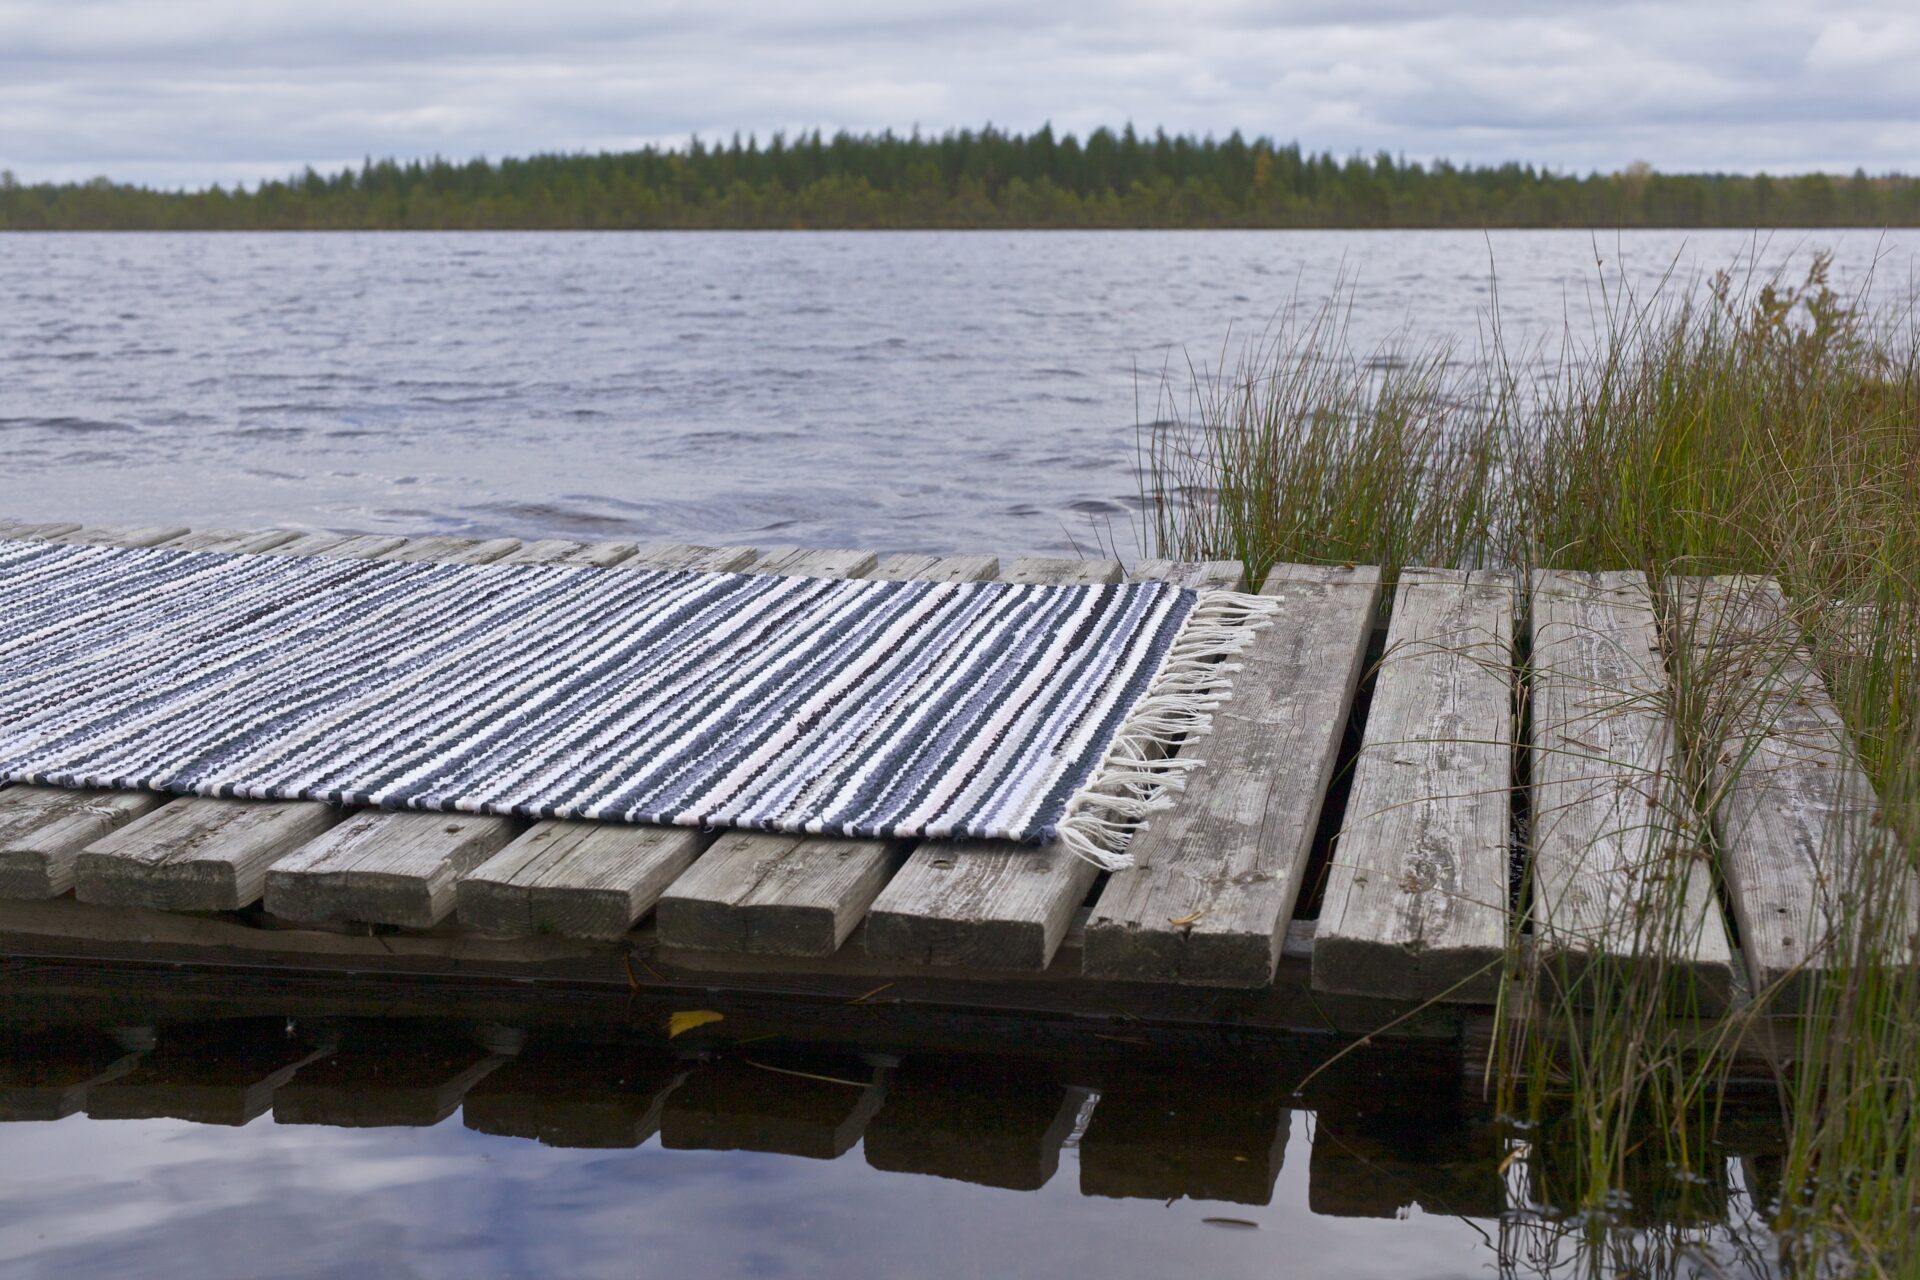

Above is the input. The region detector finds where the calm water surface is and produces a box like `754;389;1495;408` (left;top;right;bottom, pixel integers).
0;228;1896;1278
2;229;1915;556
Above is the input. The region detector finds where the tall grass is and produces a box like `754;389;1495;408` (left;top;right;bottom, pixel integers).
1143;252;1919;1275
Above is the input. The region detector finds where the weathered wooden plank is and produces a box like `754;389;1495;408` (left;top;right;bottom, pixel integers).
0;521;81;541
461;1045;687;1148
1313;569;1515;1003
1529;570;1735;1005
76;796;338;912
868;551;1001;582
651;548;914;957
503;538;637;567
61;530;513;914
1665;576;1915;1008
458;819;710;939
660;1055;889;1160
656;830;905;955
863;1059;1084;1190
261;532;408;559
160;528;300;554
749;546;879;579
0;786;168;898
50;525;191;548
1129;559;1248;589
264;809;520;929
864;555;1134;970
628;542;758;572
1083;564;1382;986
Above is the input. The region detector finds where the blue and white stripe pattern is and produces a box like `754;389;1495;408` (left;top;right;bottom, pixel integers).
0;540;1265;861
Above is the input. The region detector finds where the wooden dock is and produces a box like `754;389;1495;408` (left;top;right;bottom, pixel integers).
0;517;1906;1053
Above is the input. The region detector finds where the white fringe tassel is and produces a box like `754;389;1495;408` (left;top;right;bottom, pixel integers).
1053;588;1283;871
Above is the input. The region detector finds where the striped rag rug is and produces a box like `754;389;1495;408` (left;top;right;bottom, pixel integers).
0;540;1277;868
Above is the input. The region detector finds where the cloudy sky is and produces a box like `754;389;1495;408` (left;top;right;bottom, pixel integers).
2;0;1915;188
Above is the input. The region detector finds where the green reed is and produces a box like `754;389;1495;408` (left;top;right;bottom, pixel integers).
1143;253;1919;1275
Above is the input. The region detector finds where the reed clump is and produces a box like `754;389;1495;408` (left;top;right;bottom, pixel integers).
1144;252;1918;1275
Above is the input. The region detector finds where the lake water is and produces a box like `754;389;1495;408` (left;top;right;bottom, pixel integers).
0;228;1907;1278
2;229;1915;558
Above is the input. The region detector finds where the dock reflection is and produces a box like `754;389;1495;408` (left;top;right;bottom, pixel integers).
0;1012;1784;1228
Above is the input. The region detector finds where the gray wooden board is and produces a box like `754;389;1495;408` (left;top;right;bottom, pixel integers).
66;531;512;915
1313;569;1515;1003
458;817;711;940
1;521;82;541
629;543;758;573
264;808;521;929
53;525;191;548
1082;563;1382;987
1665;576;1914;1008
76;797;338;912
0;787;167;898
865;556;1154;971
1528;570;1735;1006
650;551;983;957
164;528;299;554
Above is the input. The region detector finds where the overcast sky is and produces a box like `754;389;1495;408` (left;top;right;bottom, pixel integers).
2;0;1916;188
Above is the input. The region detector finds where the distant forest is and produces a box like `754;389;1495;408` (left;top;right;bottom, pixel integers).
5;126;1918;230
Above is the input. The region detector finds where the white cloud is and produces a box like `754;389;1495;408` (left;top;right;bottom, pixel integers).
0;0;1912;186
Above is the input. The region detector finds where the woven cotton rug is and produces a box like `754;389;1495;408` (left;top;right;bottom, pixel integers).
0;539;1277;868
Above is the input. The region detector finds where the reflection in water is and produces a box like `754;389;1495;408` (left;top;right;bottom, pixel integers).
0;1014;1792;1278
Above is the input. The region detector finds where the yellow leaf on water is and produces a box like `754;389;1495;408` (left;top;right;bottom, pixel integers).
668;1010;725;1039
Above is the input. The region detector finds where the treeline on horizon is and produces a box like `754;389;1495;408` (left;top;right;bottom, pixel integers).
4;125;1919;231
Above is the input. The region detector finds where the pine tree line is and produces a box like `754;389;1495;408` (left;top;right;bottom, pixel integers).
5;126;1917;230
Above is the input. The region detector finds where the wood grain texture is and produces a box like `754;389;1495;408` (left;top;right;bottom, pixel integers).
1083;563;1381;987
1313;569;1515;1002
869;552;1001;582
260;533;408;560
458;819;710;939
75;797;338;912
748;546;878;579
162;528;300;554
0;521;82;540
264;809;519;927
865;555;1138;971
51;525;192;548
656;830;905;955
649;548;908;956
628;543;757;572
0;786;167;898
1666;576;1916;1008
1528;570;1735;1006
